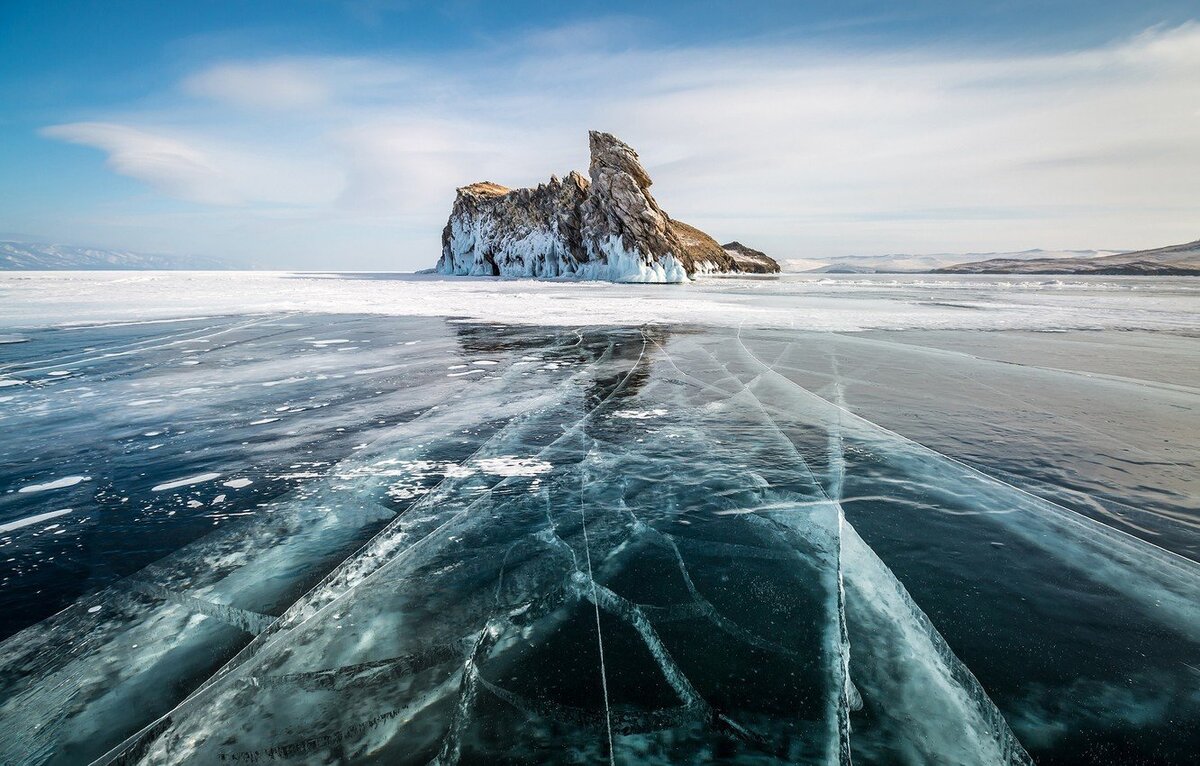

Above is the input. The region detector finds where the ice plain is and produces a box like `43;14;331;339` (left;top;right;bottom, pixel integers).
0;271;1197;765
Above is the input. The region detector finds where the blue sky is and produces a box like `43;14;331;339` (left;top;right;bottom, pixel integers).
2;1;1198;268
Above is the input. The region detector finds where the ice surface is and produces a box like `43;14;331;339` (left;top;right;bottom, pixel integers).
0;282;1197;764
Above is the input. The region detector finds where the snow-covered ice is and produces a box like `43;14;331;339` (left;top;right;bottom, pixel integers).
1;271;1197;333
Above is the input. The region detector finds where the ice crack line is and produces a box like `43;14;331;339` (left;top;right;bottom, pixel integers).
579;468;616;765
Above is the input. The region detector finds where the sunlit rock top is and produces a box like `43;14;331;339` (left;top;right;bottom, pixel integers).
435;131;780;283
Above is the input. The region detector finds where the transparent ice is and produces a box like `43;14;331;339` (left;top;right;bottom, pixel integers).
0;311;1197;765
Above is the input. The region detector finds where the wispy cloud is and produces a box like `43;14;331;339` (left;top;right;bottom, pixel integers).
38;21;1200;267
41;122;342;206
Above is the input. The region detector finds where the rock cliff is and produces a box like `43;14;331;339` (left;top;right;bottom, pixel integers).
435;131;779;282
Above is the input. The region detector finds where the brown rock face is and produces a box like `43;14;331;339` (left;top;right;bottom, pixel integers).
720;241;780;274
436;131;779;281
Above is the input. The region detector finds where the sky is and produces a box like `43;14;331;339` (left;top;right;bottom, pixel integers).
1;1;1198;269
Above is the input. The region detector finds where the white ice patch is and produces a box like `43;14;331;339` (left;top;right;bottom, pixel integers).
353;364;402;375
611;408;669;420
0;508;73;533
249;417;279;425
18;476;90;493
0;378;26;388
151;472;222;492
474;456;553;477
222;478;253;489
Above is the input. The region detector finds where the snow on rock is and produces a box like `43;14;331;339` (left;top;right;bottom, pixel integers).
435;131;779;282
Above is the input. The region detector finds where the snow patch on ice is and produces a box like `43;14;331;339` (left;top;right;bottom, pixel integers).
151;472;222;492
0;508;73;533
353;364;402;375
18;476;90;493
474;456;553;477
3;271;1196;333
612;408;669;420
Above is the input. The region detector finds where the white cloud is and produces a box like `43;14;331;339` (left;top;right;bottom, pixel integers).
42;123;235;204
180;56;426;110
35;22;1200;267
41;122;343;206
183;61;334;109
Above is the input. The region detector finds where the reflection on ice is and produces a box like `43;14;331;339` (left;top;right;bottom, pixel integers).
0;317;1196;764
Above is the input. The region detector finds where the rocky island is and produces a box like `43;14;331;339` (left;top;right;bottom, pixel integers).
435;131;779;282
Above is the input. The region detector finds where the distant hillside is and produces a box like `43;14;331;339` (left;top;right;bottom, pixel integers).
937;240;1200;275
0;241;235;270
787;249;1120;274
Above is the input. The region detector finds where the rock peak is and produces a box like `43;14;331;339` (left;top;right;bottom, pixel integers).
435;132;779;282
588;131;653;190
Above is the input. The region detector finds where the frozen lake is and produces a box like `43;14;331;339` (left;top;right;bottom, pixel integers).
0;272;1197;765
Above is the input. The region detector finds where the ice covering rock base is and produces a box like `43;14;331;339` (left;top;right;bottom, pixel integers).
435;132;780;282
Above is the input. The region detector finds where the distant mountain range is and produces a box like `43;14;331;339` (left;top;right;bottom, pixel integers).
781;249;1122;274
936;239;1200;275
0;241;235;270
5;236;1196;276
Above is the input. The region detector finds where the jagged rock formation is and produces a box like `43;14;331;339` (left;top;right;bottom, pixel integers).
436;131;780;282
